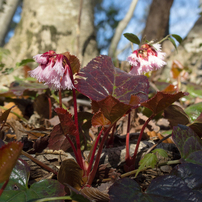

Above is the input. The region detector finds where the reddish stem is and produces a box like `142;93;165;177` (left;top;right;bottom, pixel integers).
59;88;62;108
87;124;113;185
64;56;84;170
64;134;82;168
87;127;104;176
0;179;9;197
106;122;116;147
125;112;131;161
132;114;155;164
47;95;52;119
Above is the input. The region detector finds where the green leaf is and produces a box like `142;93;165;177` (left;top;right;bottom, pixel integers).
168;37;178;51
123;33;140;45
185;102;202;122
171;34;183;44
172;125;202;166
16;59;35;67
2;67;14;75
152;148;168;158
0;159;66;202
186;83;202;99
135;153;158;177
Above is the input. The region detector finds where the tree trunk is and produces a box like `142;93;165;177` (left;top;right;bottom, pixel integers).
163;15;202;84
0;0;20;46
108;0;138;58
141;0;174;43
2;0;98;85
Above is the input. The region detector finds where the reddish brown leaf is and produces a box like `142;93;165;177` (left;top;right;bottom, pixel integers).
0;141;23;183
48;124;74;151
33;135;49;153
188;112;202;138
55;108;78;136
141;91;188;115
94;95;132;123
162;84;178;94
171;60;184;79
57;159;84;194
62;51;80;74
0;106;12;124
91;111;111;127
75;55;149;105
164;105;190;128
81;186;109;202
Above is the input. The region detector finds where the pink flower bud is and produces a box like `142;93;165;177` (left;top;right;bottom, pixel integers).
29;50;74;90
127;43;166;75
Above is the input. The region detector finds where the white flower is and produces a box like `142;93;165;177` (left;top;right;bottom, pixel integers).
29;51;74;90
127;43;166;75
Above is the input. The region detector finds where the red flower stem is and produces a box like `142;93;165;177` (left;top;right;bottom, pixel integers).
64;56;84;170
125;112;131;161
87;124;114;185
87;126;104;176
107;121;116;146
64;134;82;168
132;114;155;163
47;95;52;119
59;88;62;108
0;179;9;197
72;87;84;170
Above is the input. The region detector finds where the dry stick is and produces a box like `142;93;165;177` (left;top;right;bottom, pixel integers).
101;159;180;182
21;150;58;176
145;134;172;155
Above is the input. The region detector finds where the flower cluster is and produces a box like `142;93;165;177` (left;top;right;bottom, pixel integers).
127;43;166;75
29;50;74;90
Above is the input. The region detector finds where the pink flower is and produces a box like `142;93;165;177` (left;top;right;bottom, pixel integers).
127;43;166;75
29;51;74;90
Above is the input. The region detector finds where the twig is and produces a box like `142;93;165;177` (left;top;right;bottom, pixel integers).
145;134;172;155
21;150;58;176
101;159;180;182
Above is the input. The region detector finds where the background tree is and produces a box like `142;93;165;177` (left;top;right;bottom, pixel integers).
1;0;98;85
141;0;174;42
164;15;202;84
0;0;20;46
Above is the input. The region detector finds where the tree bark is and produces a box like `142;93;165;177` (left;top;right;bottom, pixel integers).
141;0;174;43
0;0;20;46
108;0;138;58
2;0;98;85
163;15;202;84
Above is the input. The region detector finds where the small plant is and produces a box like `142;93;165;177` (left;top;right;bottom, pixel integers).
2;32;202;202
